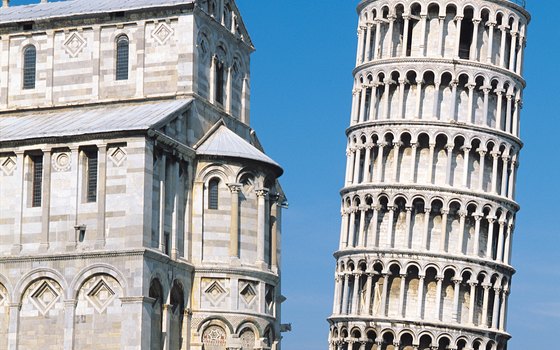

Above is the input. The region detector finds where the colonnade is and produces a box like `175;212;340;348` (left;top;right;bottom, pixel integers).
329;327;505;350
350;70;522;138
344;133;518;200
356;3;526;75
202;177;281;270
332;266;509;331
339;196;514;265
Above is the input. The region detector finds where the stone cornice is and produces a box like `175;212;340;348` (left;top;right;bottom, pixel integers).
334;249;516;275
346;118;523;150
353;57;526;88
340;183;520;212
192;309;276;322
194;266;279;284
0;248;194;274
327;315;511;339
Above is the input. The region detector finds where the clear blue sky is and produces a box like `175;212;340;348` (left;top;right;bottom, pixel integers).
236;1;559;349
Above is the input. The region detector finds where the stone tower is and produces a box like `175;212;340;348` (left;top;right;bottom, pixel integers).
329;1;529;349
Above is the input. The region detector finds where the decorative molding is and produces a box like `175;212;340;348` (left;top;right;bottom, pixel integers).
52;152;71;172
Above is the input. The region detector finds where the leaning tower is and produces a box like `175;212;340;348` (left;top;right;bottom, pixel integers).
329;1;529;349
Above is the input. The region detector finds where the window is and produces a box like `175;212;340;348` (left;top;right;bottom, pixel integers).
116;35;129;80
208;178;219;209
215;60;225;105
85;150;98;202
23;45;36;89
31;155;43;207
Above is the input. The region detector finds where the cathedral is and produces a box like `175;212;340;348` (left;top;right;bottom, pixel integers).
0;0;287;349
329;0;529;349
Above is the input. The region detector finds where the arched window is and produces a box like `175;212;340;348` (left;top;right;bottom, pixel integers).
215;60;225;105
208;178;219;209
23;45;36;89
116;35;129;80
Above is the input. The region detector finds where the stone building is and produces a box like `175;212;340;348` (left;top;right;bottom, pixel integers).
0;0;286;349
329;0;529;349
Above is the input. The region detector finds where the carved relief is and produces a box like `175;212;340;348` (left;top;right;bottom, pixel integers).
52;152;71;172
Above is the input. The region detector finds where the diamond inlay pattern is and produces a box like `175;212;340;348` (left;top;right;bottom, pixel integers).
63;32;86;57
109;147;127;167
1;156;16;176
240;282;257;305
86;279;116;313
152;22;173;45
30;281;60;315
204;280;227;305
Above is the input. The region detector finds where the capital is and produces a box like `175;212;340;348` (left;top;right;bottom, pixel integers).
227;183;242;193
255;188;269;198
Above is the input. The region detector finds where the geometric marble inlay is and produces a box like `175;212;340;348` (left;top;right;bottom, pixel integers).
151;22;174;45
63;32;86;58
86;279;116;313
30;281;60;315
204;280;227;305
109;147;127;167
0;289;5;306
1;156;16;176
239;282;256;305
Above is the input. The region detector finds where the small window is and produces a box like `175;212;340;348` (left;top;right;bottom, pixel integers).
208;178;219;209
31;155;43;207
23;45;36;89
85;150;98;202
116;35;129;80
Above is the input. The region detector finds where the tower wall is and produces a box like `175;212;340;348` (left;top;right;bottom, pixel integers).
329;1;529;349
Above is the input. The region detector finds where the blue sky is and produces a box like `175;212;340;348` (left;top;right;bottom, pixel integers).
236;1;559;349
8;0;557;348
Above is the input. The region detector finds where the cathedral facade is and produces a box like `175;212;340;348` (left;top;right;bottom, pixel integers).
329;0;529;349
0;0;286;349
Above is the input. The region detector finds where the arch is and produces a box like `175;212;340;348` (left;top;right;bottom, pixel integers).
23;44;37;89
149;278;164;350
69;263;129;300
15;267;68;304
115;34;129;80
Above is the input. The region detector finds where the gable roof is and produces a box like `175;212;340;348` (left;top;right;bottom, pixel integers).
0;98;192;142
0;0;194;25
195;122;282;174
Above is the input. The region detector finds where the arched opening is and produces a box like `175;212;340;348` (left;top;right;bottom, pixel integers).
23;45;37;89
169;281;185;349
149;279;164;350
116;35;129;80
459;7;475;59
